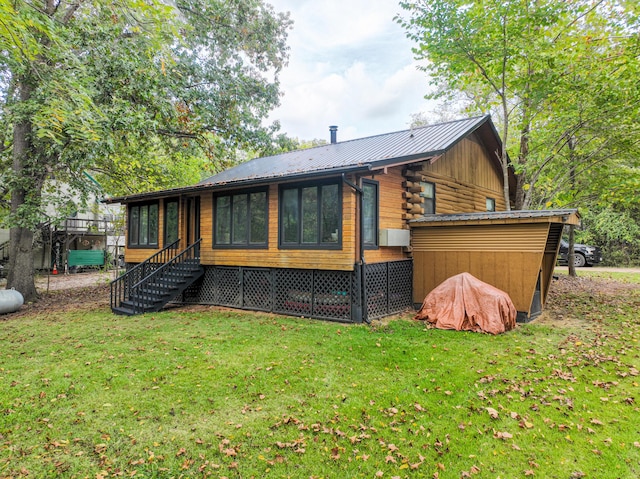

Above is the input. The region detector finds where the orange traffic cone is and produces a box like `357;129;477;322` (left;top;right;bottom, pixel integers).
52;263;58;275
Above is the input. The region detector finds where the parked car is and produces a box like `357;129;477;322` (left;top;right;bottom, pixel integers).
557;239;603;267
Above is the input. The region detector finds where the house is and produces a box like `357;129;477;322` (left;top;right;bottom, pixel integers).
106;115;578;322
0;176;124;278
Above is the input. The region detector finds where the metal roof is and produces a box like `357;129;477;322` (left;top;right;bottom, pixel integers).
411;209;580;225
104;114;502;203
198;115;493;187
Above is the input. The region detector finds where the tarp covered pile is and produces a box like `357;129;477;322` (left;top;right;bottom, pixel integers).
415;272;516;334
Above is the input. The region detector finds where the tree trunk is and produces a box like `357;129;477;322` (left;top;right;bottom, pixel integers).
568;224;577;278
6;78;39;301
7;227;38;300
567;138;577;278
514;172;526;210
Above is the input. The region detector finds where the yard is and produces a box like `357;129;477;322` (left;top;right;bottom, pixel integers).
1;271;639;478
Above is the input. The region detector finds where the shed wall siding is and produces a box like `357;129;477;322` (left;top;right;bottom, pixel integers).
412;223;551;314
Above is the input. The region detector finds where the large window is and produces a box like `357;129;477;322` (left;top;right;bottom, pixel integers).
362;179;379;248
420;181;436;214
128;202;159;248
279;181;341;248
213;189;268;248
164;199;179;245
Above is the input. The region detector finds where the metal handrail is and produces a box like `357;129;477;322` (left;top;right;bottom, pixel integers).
127;239;202;314
110;239;181;311
0;240;9;261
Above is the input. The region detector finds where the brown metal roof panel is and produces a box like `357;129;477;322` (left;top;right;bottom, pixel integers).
411;209;580;226
199;115;491;187
105;115;497;203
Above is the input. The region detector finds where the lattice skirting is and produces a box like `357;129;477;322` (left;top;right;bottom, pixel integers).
178;260;413;323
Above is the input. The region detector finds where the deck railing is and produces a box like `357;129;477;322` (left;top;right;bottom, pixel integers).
110;239;180;311
0;240;9;262
124;239;201;315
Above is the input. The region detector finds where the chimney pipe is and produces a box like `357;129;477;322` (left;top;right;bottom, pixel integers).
329;125;338;144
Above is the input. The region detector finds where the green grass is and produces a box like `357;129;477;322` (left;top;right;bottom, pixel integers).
1;277;640;478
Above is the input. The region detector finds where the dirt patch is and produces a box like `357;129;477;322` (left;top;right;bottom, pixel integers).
2;269;639;323
536;273;639;328
1;271;116;319
34;271;118;291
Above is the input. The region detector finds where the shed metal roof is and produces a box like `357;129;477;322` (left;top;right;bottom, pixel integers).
410;209;580;226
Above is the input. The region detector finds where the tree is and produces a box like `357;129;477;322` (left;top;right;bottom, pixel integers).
397;0;640;211
0;0;291;300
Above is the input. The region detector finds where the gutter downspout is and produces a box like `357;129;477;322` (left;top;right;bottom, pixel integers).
342;173;369;324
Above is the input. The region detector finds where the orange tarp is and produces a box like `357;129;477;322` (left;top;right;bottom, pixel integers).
415;272;516;334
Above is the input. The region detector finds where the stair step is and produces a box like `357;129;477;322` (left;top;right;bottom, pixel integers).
119;301;160;314
139;285;178;296
125;295;165;305
112;305;136;316
111;258;204;316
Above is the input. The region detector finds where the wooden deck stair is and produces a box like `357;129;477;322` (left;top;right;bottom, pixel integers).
110;239;203;316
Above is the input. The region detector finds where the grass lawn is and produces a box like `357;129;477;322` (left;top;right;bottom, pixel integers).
1;272;639;478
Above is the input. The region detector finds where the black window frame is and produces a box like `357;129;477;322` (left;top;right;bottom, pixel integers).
486;197;496;212
420;181;436;215
212;187;269;249
164;198;180;246
362;179;379;249
278;179;342;250
127;201;159;249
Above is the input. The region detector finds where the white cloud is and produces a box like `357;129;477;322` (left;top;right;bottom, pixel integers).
267;0;435;141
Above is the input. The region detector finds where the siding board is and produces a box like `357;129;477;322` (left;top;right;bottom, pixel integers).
412;223;550;315
199;180;358;271
363;167;412;264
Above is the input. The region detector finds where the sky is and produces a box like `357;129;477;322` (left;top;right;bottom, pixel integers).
266;0;437;143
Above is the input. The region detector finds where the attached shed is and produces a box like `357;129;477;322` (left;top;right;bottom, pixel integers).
410;210;580;322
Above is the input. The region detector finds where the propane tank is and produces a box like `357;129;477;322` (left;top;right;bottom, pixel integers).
0;289;24;314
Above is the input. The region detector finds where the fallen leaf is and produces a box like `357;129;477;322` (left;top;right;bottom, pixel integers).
330;447;340;460
486;407;499;419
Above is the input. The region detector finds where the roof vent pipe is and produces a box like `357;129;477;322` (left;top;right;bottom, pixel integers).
329;125;338;144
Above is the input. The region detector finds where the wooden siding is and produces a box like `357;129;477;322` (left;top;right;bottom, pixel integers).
412;223;552;315
199;182;358;271
124;133;511;271
425;133;502;190
363;167;411;264
123;199;167;264
421;134;506;213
